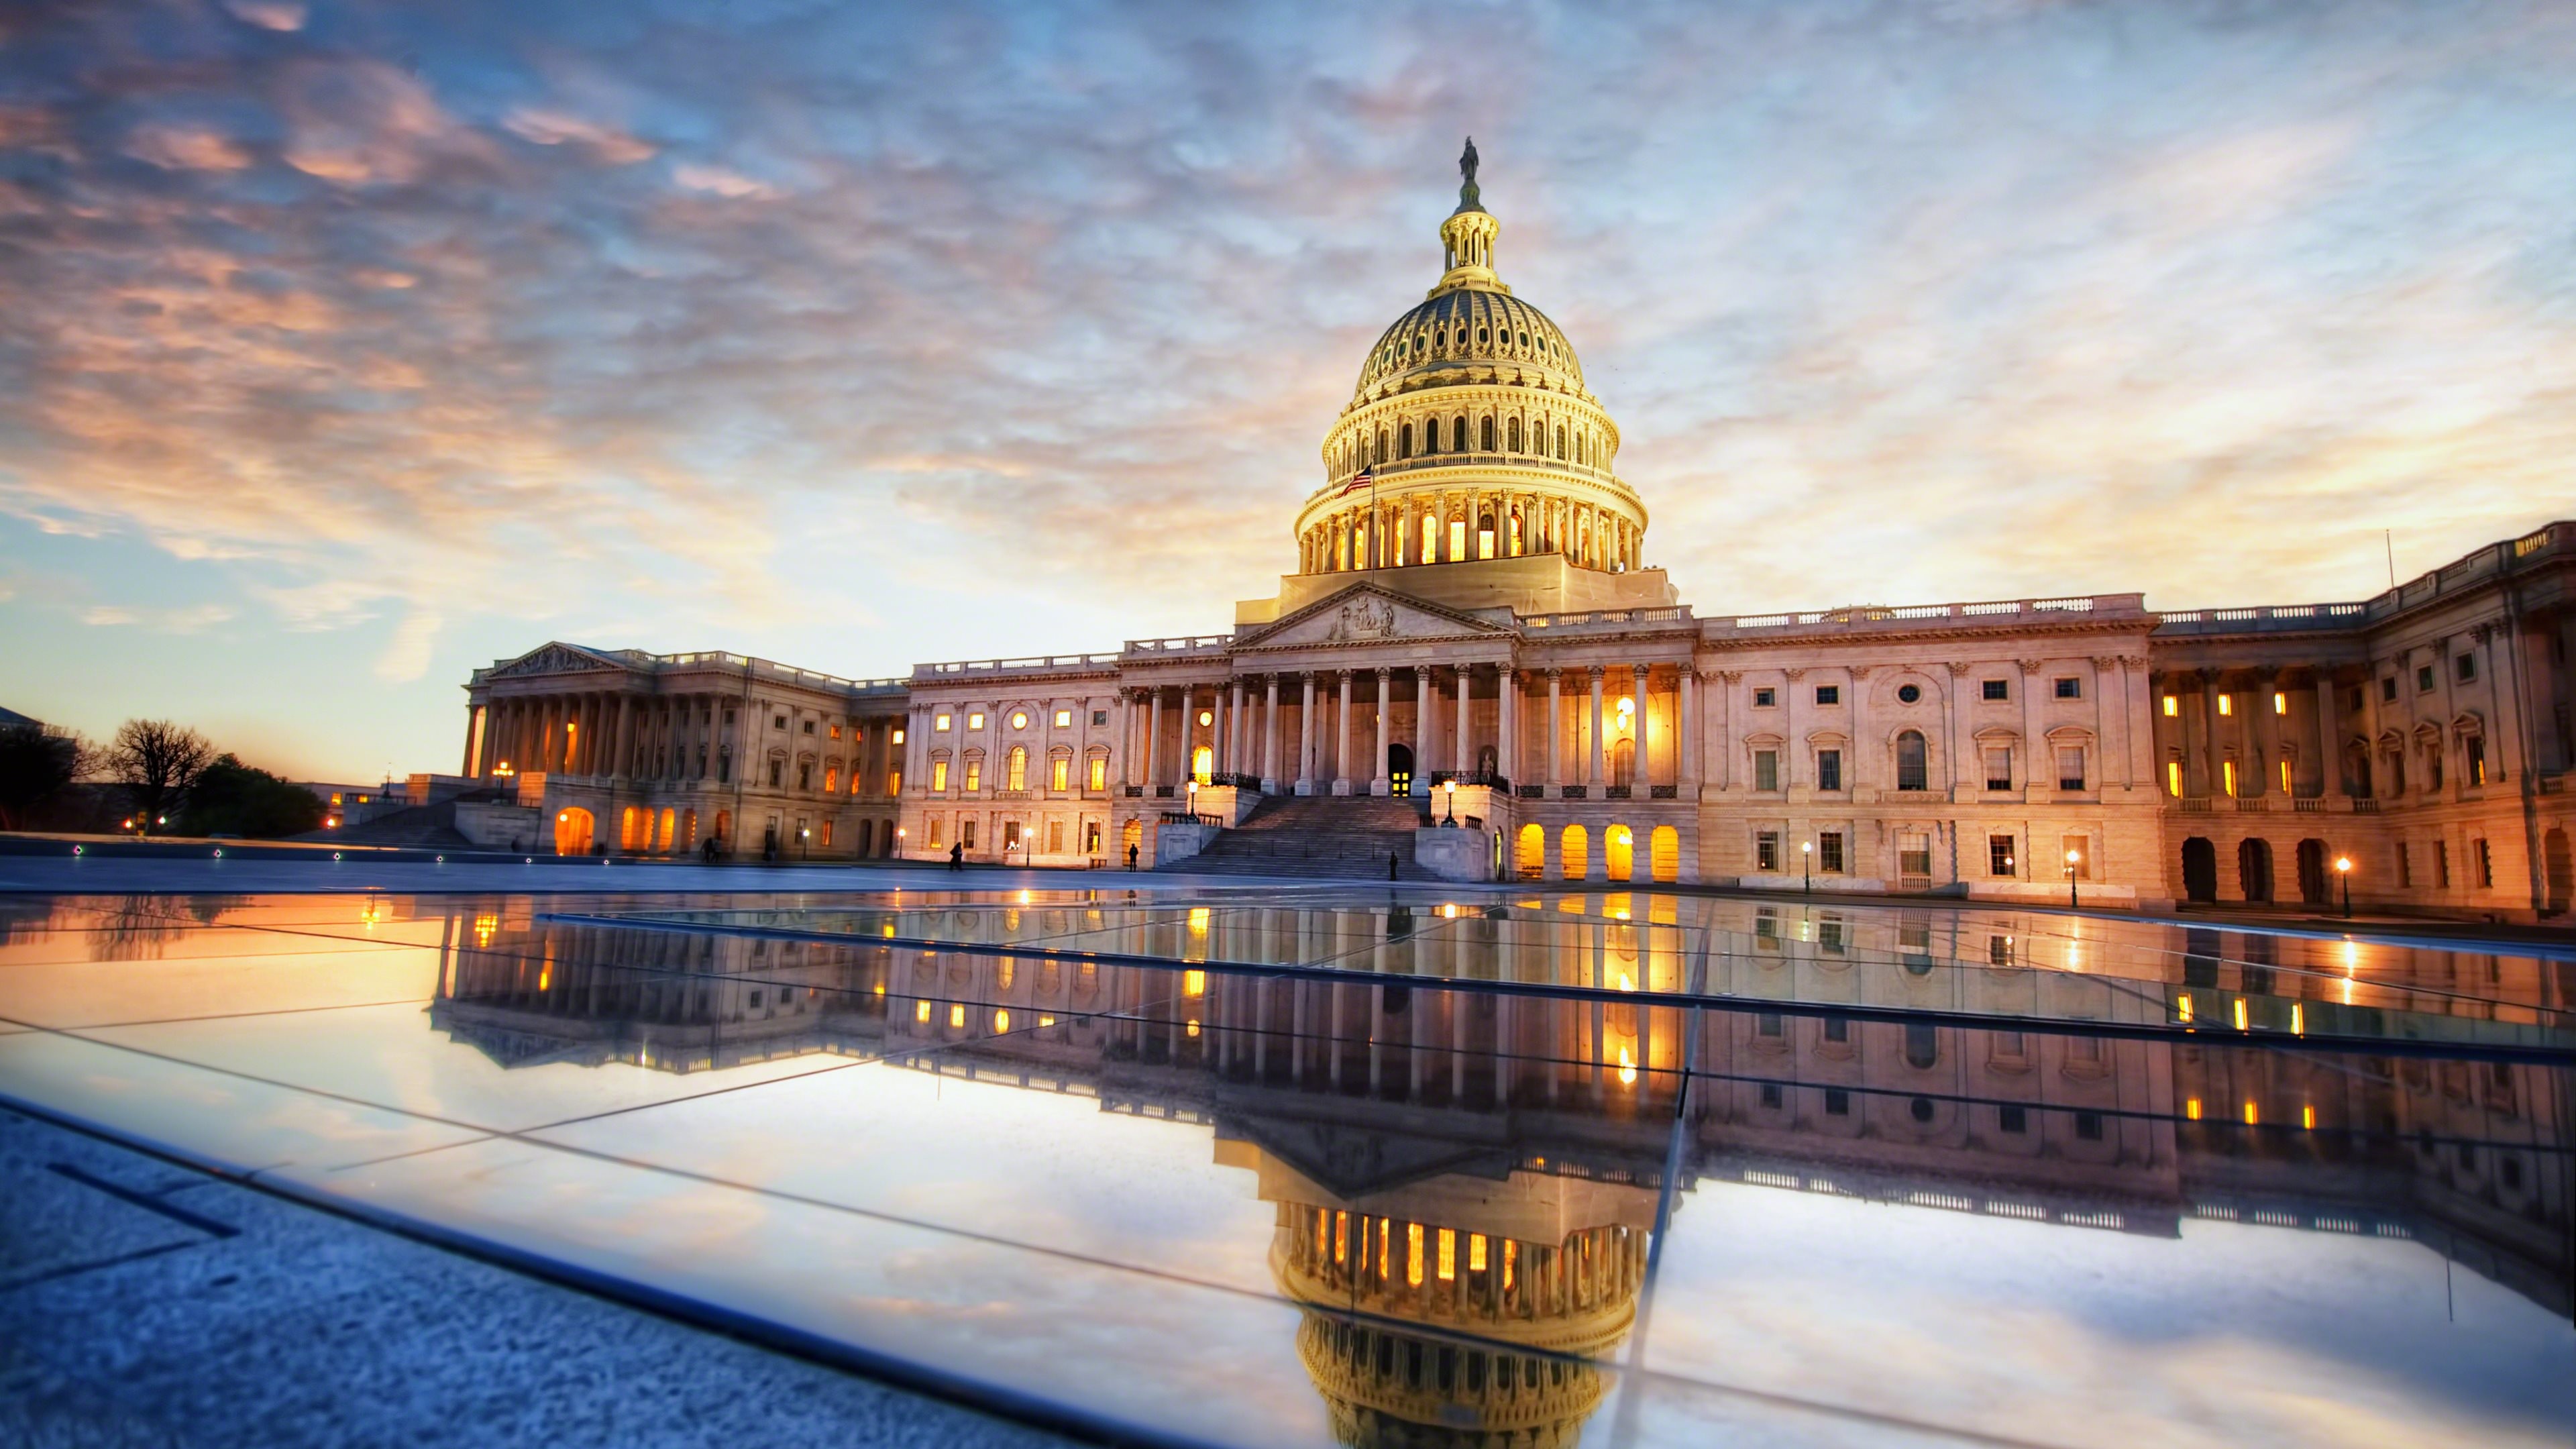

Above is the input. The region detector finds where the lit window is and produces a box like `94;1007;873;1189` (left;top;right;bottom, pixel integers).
964;760;981;792
1009;712;1028;729
892;728;906;745
2217;694;2233;716
932;761;949;792
934;714;952;731
1468;1234;1487;1273
1054;709;1071;727
2185;1097;2201;1120
2222;760;2239;797
967;712;986;730
950;1004;966;1028
2166;759;2183;796
2279;760;2292;793
1196;710;1213;727
1756;831;1780;873
915;1000;931;1022
2161;695;2178;717
1051;756;1070;791
829;724;841;740
2273;692;2288;715
1988;835;2016;877
1436;1228;1456;1281
1088;757;1107;790
329;793;342;805
1406;1222;1424;1286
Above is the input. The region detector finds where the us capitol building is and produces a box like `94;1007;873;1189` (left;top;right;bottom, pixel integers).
453;148;2575;922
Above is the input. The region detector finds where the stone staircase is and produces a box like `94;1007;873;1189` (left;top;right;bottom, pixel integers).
1174;794;1440;880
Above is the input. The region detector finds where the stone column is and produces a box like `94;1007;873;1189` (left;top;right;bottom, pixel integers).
1297;672;1317;794
1947;663;1976;800
2246;668;2277;797
2314;670;2346;799
1333;670;1354;796
1454;665;1473;778
698;696;718;782
1263;674;1282;793
1633;663;1654;788
1498;667;1517;787
1374;667;1392;796
1588;667;1606;788
1678;666;1697;792
1145;688;1163;795
1414;667;1434;796
2019;659;2042;798
1211;681;1228;778
2199;669;2226;798
2126;658;2156;788
1546;669;1562;792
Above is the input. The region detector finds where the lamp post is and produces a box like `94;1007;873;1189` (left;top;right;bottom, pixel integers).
2065;848;2081;909
2334;855;2352;918
798;825;809;863
1444;778;1457;825
1187;777;1199;824
896;826;906;863
1801;839;1812;894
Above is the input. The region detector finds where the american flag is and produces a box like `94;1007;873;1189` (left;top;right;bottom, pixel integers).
1338;468;1375;496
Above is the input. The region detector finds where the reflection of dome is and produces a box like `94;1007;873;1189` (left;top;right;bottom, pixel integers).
1295;150;1646;581
1294;1311;1601;1449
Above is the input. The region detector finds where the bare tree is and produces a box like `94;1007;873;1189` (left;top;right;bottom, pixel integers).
0;724;92;830
107;720;215;834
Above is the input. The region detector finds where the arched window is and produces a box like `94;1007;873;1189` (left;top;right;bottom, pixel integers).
1375;428;1387;463
1452;416;1468;451
1480;416;1495;451
1399;423;1413;460
1896;731;1929;790
1421;513;1438;562
1506;417;1521;452
1556;426;1568;460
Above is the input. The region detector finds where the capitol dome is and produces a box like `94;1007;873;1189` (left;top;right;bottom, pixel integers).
1294;143;1647;584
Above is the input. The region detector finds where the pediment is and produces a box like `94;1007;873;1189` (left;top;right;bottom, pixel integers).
1226;1114;1515;1201
486;641;634;680
1237;584;1513;652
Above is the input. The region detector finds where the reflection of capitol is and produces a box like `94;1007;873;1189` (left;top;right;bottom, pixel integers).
431;900;2570;1441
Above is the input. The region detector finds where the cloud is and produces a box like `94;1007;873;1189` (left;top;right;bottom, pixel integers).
670;162;784;200
125;125;254;172
224;1;308;31
376;608;442;682
503;107;655;165
79;604;238;633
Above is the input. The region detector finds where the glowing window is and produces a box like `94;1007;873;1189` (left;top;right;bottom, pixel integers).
2217;694;2233;716
2222;760;2238;797
1051;756;1070;791
891;728;905;745
931;761;949;792
967;712;985;730
1088;757;1107;790
2273;692;2288;715
915;1000;931;1022
964;760;981;792
1436;1228;1456;1281
1054;709;1072;727
1405;1222;1424;1286
2166;760;2182;796
934;714;952;731
1196;710;1212;727
1009;711;1028;729
2161;695;2178;717
1468;1234;1487;1273
2279;760;2292;793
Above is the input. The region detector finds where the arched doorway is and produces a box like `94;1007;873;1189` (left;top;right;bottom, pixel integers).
680;808;697;851
553;807;594;856
858;819;874;857
2238;839;2275;903
1650;826;1680;883
2181;837;2218;902
1191;745;1212;784
1515;824;1544;880
1609;739;1636;788
1560;824;1590;881
2546;828;2572;916
712;809;731;852
619;806;644;852
1388;743;1415;798
2296;839;2330;906
1606;824;1635;882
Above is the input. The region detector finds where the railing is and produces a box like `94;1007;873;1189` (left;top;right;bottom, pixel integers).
1208;772;1264;792
1649;784;1678;799
472;649;908;693
1603;784;1632;800
1701;594;2147;636
1516;784;1546;798
1160;811;1222;828
1520;606;1693;630
1426;770;1511;792
1123;635;1234;657
1560;785;1588;799
1301;451;1627;502
1154;785;1175;798
918;653;1120;677
1122;786;1144;798
2155;523;2570;636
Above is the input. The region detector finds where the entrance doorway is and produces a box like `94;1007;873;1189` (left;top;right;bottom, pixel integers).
553;806;594;856
2238;839;2275;903
2296;839;2330;905
1389;743;1415;798
2181;837;2218;902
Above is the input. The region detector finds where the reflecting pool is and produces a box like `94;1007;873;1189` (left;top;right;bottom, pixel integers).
1;888;2569;1447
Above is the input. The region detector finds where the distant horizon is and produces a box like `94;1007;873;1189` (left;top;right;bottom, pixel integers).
5;1;2571;780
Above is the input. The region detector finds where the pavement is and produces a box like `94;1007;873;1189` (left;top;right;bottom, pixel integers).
0;1106;1079;1449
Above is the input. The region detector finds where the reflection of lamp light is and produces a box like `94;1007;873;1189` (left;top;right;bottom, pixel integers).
1618;1047;1637;1085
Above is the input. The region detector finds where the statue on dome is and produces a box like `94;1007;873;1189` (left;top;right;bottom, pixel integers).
1456;136;1481;212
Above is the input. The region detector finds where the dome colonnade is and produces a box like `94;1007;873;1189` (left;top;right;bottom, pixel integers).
1296;166;1644;579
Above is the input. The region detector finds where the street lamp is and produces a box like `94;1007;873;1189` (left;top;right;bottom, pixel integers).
1801;839;1812;894
2334;855;2353;918
2065;848;2082;909
1444;778;1457;825
798;824;810;862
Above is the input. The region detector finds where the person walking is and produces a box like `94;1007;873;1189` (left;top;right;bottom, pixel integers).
1126;842;1139;871
1387;851;1399;881
949;840;964;872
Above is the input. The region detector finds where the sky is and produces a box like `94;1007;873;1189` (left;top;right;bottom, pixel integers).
1;0;2571;781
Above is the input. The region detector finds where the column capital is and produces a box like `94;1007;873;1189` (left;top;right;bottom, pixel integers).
1375;665;1393;679
1586;664;1605;681
1848;664;1872;678
2015;658;2042;675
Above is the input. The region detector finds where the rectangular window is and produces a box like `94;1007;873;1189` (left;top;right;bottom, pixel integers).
1989;834;2017;877
967;711;987;729
1817;749;1842;792
820;820;833;847
1999;1105;2028;1134
2434;840;2450;888
1087;757;1108;791
1984;747;2012;791
2075;1112;2104;1142
1824;1087;1851;1116
2396;841;2411;888
1756;831;1781;873
1756;1012;1783;1038
1091;709;1109;726
1823;1016;1849;1043
1754;750;1779;792
1755;908;1780;948
1760;1081;1783;1109
2456;652;2476;683
1989;934;2015;967
931;760;949;792
822;767;838;794
1815;684;1839;706
2056;747;2085;791
1982;678;2008;701
1051;757;1071;791
828;724;841;740
1753;687;1776;708
935;713;953;731
802;720;815;735
2166;759;2183;796
2273;691;2288;715
927;817;943;847
2062;833;2089;879
2465;736;2486;786
2222;759;2239;797
964;761;981;792
2054;676;2081;700
2474;838;2493;888
1819;832;1845;873
1054;709;1073;727
2380;676;2398;702
2279;759;2292;794
2415;665;2434;693
1898;833;1931;881
1083;820;1102;853
2161;694;2178;717
961;820;977;849
885;771;900;796
773;714;788;729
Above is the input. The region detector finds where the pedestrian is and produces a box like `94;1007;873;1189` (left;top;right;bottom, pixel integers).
949;841;964;872
1126;842;1139;871
1387;851;1399;881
